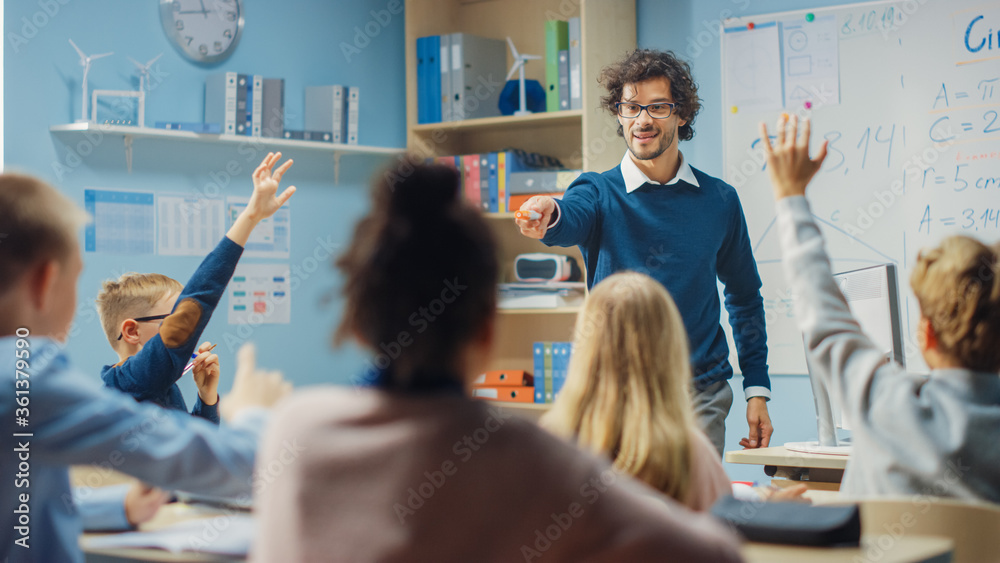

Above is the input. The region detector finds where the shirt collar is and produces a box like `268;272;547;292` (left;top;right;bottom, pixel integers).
620;150;700;194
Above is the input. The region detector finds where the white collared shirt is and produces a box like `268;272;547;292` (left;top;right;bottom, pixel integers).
620;150;700;193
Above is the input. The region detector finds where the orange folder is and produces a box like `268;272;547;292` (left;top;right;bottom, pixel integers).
507;193;563;211
471;385;535;403
471;370;533;387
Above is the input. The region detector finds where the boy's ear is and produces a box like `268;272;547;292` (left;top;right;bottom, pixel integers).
918;316;938;352
27;259;60;312
120;319;142;345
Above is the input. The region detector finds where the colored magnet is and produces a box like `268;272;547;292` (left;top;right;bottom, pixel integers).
804;101;812;109
731;106;738;114
805;13;815;22
747;22;755;30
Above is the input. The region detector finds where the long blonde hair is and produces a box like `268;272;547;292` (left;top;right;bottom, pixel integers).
542;272;697;502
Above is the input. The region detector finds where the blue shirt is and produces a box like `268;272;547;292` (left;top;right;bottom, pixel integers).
1;337;264;563
102;236;245;424
543;154;770;394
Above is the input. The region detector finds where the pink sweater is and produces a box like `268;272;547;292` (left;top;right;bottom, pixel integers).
683;430;733;512
252;387;743;562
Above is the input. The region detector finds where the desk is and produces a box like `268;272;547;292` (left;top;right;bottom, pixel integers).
742;535;952;563
726;446;849;486
82;504;243;563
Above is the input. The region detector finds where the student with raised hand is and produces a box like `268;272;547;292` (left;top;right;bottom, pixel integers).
252;159;742;563
97;152;295;424
541;272;731;511
762;114;1000;501
0;173;289;563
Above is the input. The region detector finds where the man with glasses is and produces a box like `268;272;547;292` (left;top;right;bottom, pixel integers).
516;49;771;456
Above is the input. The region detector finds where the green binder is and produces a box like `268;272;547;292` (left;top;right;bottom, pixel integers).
545;20;569;113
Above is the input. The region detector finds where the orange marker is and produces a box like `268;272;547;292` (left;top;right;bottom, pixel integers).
515;210;541;221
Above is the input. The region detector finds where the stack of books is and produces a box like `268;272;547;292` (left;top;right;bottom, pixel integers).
533;342;573;404
429;149;576;213
497;282;585;310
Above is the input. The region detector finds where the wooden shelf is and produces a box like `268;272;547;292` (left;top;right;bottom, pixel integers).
481;400;550;411
411;110;582;134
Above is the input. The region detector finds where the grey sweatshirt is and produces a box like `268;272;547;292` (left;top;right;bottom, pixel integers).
777;196;1000;501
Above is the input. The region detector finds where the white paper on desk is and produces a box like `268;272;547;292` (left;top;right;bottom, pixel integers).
158;195;225;256
723;22;783;112
84;514;254;555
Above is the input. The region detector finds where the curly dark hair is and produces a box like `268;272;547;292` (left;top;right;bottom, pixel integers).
599;49;701;141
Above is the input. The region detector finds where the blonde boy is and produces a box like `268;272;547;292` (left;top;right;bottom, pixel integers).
762;115;1000;501
0;154;293;562
96;153;294;424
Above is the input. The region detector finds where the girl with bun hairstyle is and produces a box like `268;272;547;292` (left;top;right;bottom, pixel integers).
251;158;742;562
764;114;1000;501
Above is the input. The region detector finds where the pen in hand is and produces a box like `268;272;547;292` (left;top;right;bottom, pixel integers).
182;344;218;375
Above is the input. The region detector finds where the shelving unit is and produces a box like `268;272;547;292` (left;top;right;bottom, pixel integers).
405;0;636;409
50;123;405;180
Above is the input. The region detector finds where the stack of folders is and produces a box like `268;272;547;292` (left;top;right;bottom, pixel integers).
470;370;535;403
299;85;361;144
203;73;285;137
498;282;586;310
416;19;582;123
533;342;572;404
545;17;582;113
416;33;508;124
428;149;576;213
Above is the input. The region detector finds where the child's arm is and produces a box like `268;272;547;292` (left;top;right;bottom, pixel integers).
102;153;296;405
191;342;221;424
75;483;168;531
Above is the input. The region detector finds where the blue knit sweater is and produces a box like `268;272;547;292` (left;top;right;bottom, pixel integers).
543;164;769;392
102;237;244;423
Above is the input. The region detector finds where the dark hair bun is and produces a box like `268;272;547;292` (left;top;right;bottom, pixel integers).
383;160;461;221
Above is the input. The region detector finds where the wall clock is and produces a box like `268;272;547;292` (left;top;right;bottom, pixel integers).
160;0;244;64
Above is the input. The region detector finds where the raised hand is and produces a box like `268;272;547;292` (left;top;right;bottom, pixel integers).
759;114;828;200
246;152;296;221
219;342;293;422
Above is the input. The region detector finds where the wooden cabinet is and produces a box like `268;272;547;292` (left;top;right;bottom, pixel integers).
404;0;636;376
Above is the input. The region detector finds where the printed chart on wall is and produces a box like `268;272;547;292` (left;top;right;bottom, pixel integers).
84;188;155;254
721;0;1000;374
226;197;291;258
228;264;291;325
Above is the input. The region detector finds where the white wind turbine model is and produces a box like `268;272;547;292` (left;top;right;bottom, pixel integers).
69;39;114;123
505;37;542;116
128;53;164;95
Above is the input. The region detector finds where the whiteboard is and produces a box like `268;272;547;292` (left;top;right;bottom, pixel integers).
721;0;1000;375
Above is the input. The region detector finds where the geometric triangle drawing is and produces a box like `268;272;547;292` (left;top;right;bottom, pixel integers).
751;213;897;267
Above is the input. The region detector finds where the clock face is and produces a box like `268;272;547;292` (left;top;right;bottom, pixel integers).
160;0;244;64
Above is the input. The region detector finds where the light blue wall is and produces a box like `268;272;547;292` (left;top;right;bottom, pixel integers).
637;0;859;481
4;0;407;398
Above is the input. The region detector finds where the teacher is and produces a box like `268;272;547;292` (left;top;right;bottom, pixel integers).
516;49;772;456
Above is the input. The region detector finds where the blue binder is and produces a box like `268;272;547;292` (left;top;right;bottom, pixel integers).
533;343;545;403
416;36;429;124
427;35;441;123
487;152;499;212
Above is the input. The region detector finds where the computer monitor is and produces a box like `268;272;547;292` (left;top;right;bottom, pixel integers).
786;263;904;455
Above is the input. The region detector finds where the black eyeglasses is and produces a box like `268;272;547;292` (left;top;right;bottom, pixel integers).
615;102;678;119
117;314;170;340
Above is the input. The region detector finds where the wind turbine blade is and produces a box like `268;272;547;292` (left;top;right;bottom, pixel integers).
506;37;519;59
505;61;523;81
524;54;542;60
128;56;144;69
91;52;114;60
68;38;86;61
146;53;164;67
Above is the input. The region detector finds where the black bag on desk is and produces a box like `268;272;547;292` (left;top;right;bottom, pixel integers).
710;495;861;547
